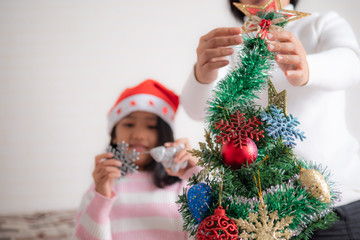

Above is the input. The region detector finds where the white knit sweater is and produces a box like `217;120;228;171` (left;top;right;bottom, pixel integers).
181;7;360;207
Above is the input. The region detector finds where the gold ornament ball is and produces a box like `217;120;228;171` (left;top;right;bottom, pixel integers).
299;168;331;203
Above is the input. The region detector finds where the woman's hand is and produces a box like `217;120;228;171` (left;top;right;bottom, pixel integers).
195;27;243;84
92;152;122;198
164;138;198;177
267;31;309;86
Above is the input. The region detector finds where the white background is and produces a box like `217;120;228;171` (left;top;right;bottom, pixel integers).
1;0;359;214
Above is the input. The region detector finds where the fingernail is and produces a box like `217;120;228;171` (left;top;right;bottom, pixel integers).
277;55;283;60
268;44;274;51
267;33;273;39
226;48;233;54
235;36;242;43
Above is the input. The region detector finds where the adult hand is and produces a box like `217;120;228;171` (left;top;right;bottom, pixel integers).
164;138;198;177
195;27;243;84
92;152;122;198
267;31;309;86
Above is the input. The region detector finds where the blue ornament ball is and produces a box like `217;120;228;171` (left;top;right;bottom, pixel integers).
187;183;212;223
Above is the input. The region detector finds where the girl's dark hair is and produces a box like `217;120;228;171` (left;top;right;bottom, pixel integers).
229;0;299;23
110;116;181;188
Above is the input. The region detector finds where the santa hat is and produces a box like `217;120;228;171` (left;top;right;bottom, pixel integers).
108;79;179;134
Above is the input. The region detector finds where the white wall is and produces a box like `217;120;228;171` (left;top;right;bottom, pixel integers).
1;0;359;214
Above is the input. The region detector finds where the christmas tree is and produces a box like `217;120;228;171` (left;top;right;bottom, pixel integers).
177;0;340;239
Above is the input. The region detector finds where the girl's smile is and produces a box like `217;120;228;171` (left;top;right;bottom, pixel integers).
129;144;149;153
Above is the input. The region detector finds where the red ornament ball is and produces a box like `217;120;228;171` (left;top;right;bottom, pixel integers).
197;206;238;240
221;138;258;170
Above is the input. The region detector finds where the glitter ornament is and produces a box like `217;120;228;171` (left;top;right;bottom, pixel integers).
299;168;331;203
215;111;264;149
268;80;287;115
233;203;294;240
187;183;212;223
149;143;187;173
221;138;258;170
260;105;306;148
107;141;140;177
197;206;238;240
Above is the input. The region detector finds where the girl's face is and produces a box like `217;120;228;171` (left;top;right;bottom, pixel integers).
240;0;290;6
113;111;159;170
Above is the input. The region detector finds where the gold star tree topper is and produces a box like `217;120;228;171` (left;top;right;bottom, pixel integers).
233;0;310;38
233;0;310;22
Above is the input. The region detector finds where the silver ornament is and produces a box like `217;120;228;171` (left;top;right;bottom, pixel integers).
149;143;187;173
107;141;140;177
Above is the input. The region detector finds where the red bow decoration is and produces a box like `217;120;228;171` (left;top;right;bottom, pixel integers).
258;19;272;39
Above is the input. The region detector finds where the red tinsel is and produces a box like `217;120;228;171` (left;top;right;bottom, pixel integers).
197;206;238;240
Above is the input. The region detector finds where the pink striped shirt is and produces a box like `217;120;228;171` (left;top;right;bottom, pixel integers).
75;168;199;240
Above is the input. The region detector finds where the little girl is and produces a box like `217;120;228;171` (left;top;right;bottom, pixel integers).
75;79;199;240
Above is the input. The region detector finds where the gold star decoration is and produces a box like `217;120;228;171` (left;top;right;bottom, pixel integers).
233;0;310;38
231;172;294;239
233;0;310;22
232;204;294;240
268;80;288;115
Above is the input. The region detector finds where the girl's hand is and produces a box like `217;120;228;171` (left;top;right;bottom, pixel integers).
164;138;198;177
92;152;122;198
195;27;243;84
267;31;309;86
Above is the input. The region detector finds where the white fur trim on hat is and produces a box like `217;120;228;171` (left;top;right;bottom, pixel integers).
108;94;175;134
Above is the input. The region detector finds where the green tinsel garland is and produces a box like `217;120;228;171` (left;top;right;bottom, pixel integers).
207;37;274;133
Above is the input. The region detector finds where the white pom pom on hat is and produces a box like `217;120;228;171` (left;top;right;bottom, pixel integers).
108;79;180;134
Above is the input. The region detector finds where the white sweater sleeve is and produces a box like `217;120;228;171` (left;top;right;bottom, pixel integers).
306;11;360;90
181;66;217;121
